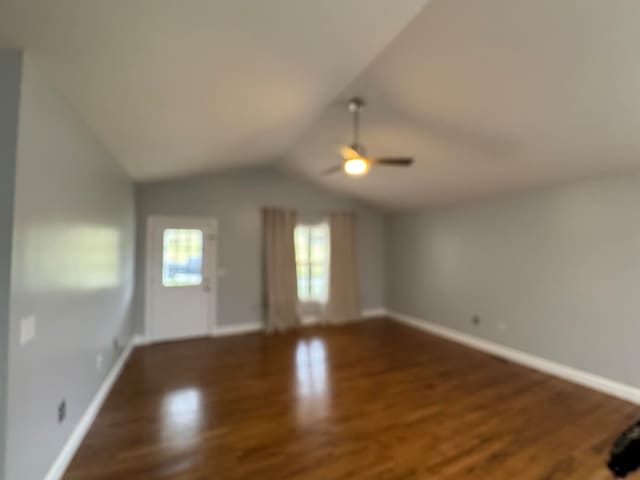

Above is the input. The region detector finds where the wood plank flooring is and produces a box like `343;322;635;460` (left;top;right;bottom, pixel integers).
63;318;637;479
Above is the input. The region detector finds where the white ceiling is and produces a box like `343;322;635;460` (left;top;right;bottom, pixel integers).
0;0;428;180
3;0;640;208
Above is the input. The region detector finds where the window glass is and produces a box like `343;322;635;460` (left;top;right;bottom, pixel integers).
294;223;330;302
162;229;203;287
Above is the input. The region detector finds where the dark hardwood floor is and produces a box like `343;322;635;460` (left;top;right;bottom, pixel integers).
64;318;636;479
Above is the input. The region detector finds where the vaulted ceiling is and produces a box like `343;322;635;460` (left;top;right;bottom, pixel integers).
3;0;640;208
0;0;429;180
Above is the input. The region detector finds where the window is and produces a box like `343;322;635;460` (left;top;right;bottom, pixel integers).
294;223;330;303
162;229;203;287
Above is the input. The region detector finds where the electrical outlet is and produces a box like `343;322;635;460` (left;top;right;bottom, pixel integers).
472;315;480;326
58;400;66;423
96;353;103;371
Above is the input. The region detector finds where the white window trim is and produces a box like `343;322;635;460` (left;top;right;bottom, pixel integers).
294;221;330;305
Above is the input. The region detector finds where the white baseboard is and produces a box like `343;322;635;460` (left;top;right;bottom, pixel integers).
212;322;263;337
132;334;148;346
44;338;135;480
300;308;388;325
210;312;387;334
388;311;640;405
300;314;319;326
134;325;264;344
361;308;388;318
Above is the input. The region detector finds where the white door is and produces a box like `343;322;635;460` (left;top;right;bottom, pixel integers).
146;216;217;342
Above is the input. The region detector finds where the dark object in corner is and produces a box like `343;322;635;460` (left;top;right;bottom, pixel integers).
608;420;640;478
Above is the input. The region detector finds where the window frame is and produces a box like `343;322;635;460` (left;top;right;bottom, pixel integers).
294;222;330;304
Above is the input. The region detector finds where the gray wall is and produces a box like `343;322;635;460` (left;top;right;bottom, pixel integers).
386;172;640;388
0;50;22;480
136;165;385;331
5;56;135;480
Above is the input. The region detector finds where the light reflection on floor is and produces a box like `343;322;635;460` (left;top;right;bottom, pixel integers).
294;338;331;423
160;387;204;450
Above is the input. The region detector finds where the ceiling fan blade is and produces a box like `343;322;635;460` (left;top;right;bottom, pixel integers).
322;164;344;175
339;146;360;160
373;157;414;166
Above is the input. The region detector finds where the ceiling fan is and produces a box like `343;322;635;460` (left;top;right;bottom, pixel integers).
323;97;414;176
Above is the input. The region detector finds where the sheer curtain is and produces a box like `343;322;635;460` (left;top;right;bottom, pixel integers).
262;207;300;332
323;212;361;324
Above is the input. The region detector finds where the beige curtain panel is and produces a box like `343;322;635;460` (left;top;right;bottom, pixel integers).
323;212;361;324
262;207;300;332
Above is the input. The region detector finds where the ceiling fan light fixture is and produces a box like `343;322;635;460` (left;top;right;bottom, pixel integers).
321;97;413;177
344;157;369;176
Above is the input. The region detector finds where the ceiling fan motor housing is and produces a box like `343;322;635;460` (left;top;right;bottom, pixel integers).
350;143;367;157
348;97;365;112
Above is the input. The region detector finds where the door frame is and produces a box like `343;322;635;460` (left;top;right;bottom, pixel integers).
144;215;218;342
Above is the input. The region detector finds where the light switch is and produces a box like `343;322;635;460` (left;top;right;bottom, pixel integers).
20;315;36;345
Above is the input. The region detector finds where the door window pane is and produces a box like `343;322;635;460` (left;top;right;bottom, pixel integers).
162;229;203;287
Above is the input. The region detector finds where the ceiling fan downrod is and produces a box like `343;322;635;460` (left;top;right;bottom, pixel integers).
348;97;365;154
